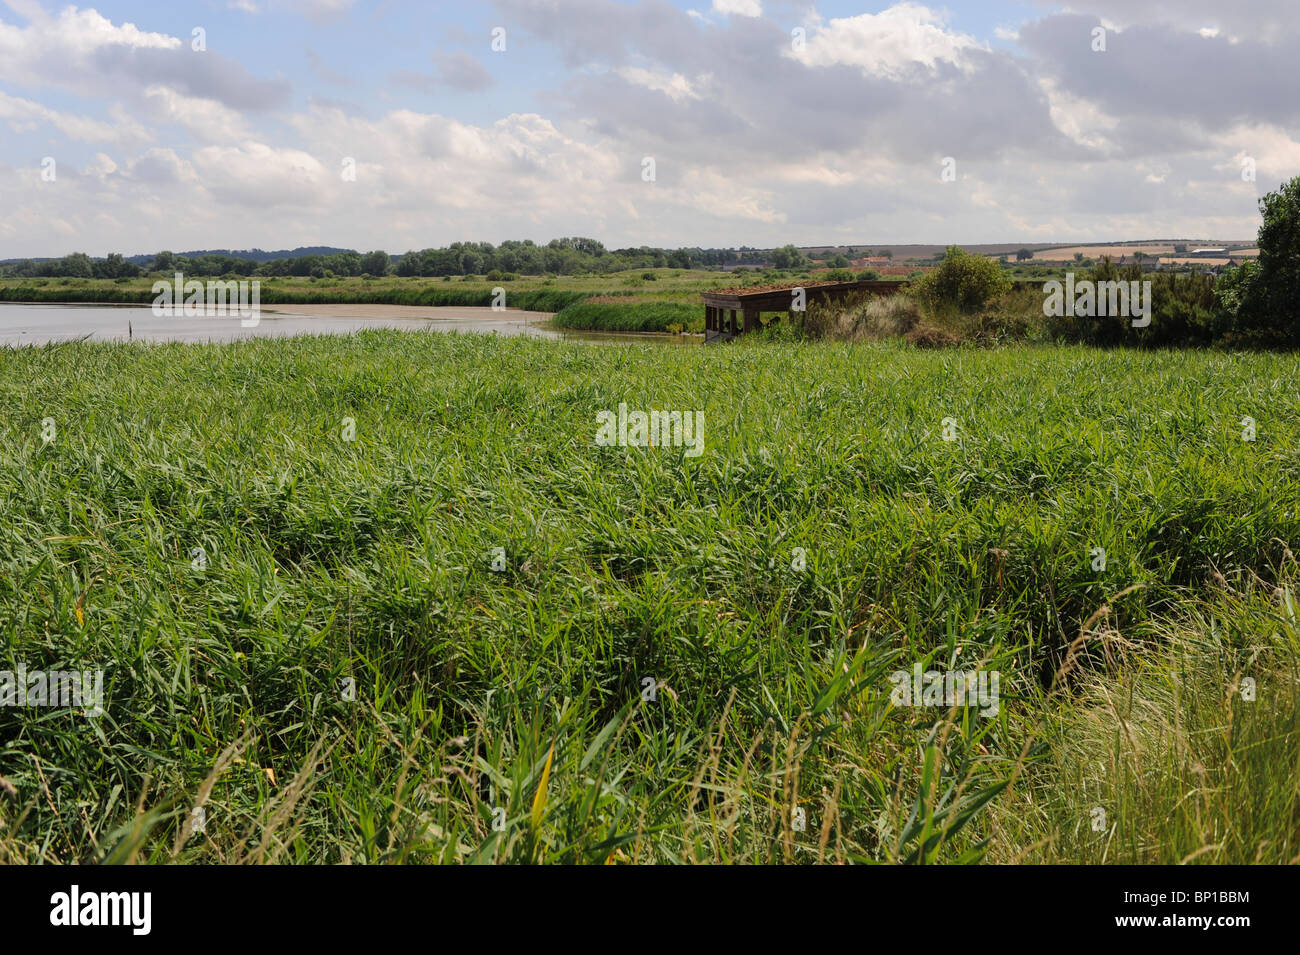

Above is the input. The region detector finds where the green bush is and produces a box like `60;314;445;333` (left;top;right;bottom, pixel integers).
1216;176;1300;346
910;246;1012;313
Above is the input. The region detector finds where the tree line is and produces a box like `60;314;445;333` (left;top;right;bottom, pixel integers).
0;238;774;280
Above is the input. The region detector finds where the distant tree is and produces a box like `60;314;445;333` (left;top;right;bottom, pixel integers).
318;252;361;276
394;251;423;277
59;252;94;278
360;250;391;276
154;250;176;273
550;236;606;257
1016;248;1033;261
827;253;850;268
458;250;485;275
770;244;806;270
1217;175;1300;345
93;253;138;278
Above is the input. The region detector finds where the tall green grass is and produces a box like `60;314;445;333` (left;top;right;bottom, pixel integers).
0;334;1296;863
552;300;703;332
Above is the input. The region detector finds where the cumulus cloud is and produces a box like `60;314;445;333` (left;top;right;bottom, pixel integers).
712;0;761;17
790;4;986;77
0;89;151;145
0;0;1295;256
0;4;289;109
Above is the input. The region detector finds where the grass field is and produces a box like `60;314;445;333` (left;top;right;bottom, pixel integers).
1;332;1297;864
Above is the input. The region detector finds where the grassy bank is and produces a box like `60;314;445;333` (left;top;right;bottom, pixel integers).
0;268;724;306
1;333;1297;863
0;280;591;313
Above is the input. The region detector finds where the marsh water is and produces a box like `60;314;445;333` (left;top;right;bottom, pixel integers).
0;303;699;346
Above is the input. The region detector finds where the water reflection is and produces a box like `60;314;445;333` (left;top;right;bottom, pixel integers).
0;303;701;347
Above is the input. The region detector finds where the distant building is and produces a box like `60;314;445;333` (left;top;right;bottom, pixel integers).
850;256;890;268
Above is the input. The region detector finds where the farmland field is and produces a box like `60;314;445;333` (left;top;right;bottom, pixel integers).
1;332;1297;864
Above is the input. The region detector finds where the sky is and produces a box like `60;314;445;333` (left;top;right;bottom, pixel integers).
0;0;1293;257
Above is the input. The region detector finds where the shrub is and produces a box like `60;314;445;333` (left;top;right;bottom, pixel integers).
906;323;962;348
911;246;1012;313
857;269;881;281
1216;176;1300;346
799;294;920;341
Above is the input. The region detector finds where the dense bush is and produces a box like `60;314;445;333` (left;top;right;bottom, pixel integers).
910;246;1012;313
1216;176;1300;347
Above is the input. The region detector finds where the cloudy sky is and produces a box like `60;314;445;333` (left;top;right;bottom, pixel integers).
0;0;1291;257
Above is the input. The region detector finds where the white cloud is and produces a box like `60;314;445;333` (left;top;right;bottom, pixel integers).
1037;77;1117;152
143;86;252;142
0;90;151;145
615;67;702;102
711;0;760;17
0;4;179;83
190;141;331;208
790;3;986;78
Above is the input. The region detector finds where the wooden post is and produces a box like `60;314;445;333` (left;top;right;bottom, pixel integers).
729;310;737;335
743;307;758;333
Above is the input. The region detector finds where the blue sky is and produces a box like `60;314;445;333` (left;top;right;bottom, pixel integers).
0;0;1293;256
